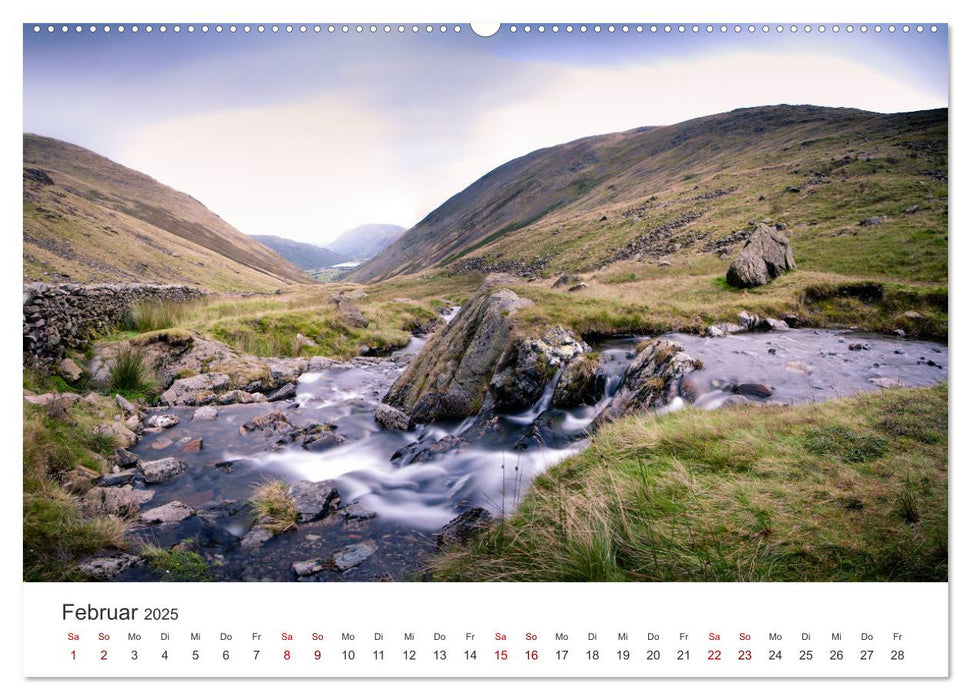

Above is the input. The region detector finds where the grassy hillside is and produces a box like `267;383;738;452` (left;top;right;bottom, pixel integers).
251;234;347;270
349;105;947;292
23;134;312;292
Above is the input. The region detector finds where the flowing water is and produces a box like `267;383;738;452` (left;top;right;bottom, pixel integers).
119;324;947;582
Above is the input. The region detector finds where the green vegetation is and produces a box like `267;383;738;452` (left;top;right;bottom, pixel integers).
23;398;128;581
141;543;211;581
250;480;298;534
125;300;195;333
107;343;157;398
428;384;948;582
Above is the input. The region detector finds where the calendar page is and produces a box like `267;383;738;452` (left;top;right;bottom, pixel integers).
17;1;954;689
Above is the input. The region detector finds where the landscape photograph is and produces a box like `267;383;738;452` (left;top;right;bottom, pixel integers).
22;23;948;583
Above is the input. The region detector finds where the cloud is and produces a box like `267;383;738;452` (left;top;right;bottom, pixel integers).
117;49;944;245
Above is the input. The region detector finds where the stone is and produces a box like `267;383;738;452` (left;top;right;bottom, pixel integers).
552;354;604;407
374;403;415;431
733;383;774;398
903;310;924;320
869;377;905;389
96;422;137;449
78;554;140;580
133;489;155;505
489;325;588;412
240;526;274;550
192;405;219;421
100;468;137;487
892;329;907;337
146;414;180;429
140;457;187;484
594;339;702;426
115;394;137;415
333;541;378;571
140;501;193;524
114;447;140;469
905;205;919;215
551;274;581;289
657;259;672;267
292;559;329;577
737;310;760;330
437;508;494;548
241;410;291;434
383;281;533;422
159;372;231;406
287;480;341;523
786;361;813;374
334;299;369;328
848;343;870;351
266;382;297;402
216;390;263;405
150;437;174;450
859;216;885;226
705;323;746;338
726;223;796;288
754;317;790;332
567;282;589;292
342;503;377;522
301;430;344;452
83;485;140;519
295;333;317;349
56;357;84;382
180;438;204;453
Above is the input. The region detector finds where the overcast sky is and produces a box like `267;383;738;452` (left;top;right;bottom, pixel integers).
23;24;948;245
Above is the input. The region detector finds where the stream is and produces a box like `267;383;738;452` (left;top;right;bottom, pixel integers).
118;324;947;582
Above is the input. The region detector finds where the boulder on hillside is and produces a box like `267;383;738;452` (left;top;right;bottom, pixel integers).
726;223;796;288
382;278;533;423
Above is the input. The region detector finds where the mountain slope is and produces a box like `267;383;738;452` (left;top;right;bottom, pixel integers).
329;223;405;262
250;235;347;270
23;134;311;291
348;105;947;284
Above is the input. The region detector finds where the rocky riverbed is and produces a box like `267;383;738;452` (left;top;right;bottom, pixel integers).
81;307;947;583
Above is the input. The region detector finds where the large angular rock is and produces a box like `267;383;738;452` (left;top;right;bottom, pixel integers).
140;457;187;484
726;223;796;288
57;357;84;383
594;339;701;426
287;480;341;523
489;325;587;412
382;279;533;422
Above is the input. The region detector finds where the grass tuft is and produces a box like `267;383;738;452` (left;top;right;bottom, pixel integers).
250;479;297;534
107;343;156;397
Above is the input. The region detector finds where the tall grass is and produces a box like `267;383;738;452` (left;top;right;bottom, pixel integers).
125;300;194;332
428;384;948;582
107;343;156;397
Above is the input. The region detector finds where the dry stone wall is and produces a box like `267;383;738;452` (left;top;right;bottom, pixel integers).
23;283;207;362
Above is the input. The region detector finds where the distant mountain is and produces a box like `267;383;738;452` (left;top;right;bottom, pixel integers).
346;105;947;283
250;235;347;270
23;134;311;291
329;223;405;262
